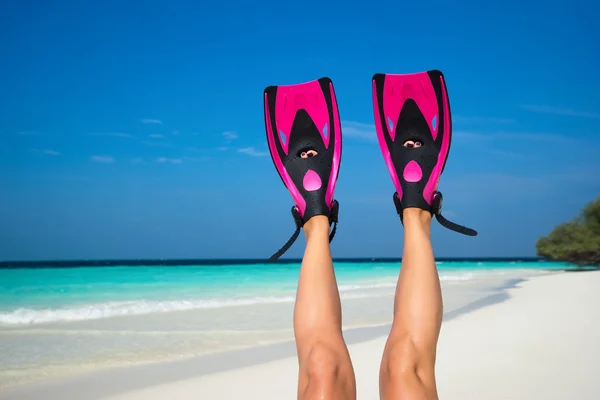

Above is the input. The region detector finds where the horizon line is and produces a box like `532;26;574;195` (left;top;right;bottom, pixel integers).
0;256;548;268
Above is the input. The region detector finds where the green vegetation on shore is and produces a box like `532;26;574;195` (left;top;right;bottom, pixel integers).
536;197;600;267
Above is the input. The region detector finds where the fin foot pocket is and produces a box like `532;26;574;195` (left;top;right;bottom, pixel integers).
393;192;477;236
268;200;339;262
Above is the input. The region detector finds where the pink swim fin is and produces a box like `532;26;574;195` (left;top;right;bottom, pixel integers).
264;77;343;260
372;70;477;236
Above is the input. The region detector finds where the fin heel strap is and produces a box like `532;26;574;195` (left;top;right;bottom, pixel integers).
267;200;339;262
434;213;477;236
393;191;478;236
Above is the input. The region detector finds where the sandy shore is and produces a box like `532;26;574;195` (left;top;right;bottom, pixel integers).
4;270;599;399
1;267;539;389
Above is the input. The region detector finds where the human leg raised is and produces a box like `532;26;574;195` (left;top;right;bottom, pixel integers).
295;215;356;400
379;208;441;399
370;70;478;399
263;77;352;399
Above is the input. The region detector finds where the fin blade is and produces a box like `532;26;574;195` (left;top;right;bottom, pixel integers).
372;70;452;208
263;77;342;218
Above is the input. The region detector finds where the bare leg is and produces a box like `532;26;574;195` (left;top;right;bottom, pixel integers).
379;209;443;400
294;216;356;400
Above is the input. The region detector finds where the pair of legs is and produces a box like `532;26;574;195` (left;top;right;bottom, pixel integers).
294;209;442;400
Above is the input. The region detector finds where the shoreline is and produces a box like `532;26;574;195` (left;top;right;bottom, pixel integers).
2;275;535;400
109;270;600;399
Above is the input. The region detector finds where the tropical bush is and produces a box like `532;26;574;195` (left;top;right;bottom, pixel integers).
536;197;600;267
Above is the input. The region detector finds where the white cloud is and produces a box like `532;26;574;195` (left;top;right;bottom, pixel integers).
90;155;115;163
453;116;515;124
156;157;183;164
149;134;164;138
31;148;61;156
453;130;571;143
341;121;377;142
140;118;163;124
141;140;175;147
238;147;268;157
183;156;210;162
521;105;600;119
89;132;132;138
223;131;238;141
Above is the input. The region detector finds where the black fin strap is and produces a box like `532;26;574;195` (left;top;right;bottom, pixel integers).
328;199;339;243
268;200;340;262
268;226;301;263
393;191;478;237
431;191;478;236
328;221;337;243
434;213;477;236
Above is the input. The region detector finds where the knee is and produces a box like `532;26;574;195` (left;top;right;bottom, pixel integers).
305;342;343;381
380;336;437;399
303;341;349;391
383;336;429;379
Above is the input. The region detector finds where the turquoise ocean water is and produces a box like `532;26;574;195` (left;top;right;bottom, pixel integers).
0;259;568;325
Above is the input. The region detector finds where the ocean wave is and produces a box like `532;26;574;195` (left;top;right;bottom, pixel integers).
0;296;294;325
338;282;396;291
337;272;475;291
0;290;385;325
0;272;482;325
440;272;475;281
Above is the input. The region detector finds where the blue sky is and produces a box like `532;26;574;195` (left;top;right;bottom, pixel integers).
1;0;599;261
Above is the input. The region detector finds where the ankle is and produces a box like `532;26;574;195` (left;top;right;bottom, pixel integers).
403;208;432;226
303;216;330;239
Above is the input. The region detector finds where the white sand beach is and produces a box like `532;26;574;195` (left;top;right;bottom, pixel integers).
4;270;599;400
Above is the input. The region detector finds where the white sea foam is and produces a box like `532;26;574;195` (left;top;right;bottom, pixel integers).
0;291;385;325
338;282;396;291
441;272;475;281
0;271;488;325
0;297;293;325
